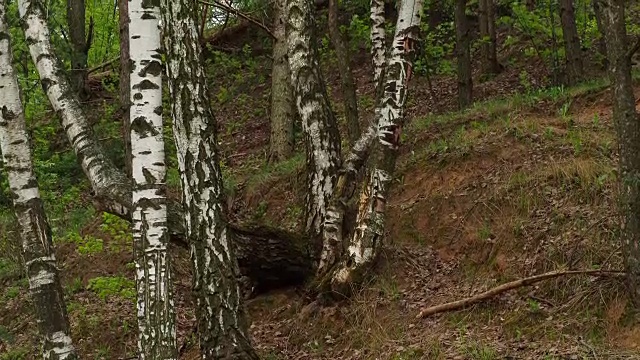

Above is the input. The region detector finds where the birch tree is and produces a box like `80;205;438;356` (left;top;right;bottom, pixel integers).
330;0;423;292
287;0;342;237
128;0;177;357
161;0;259;357
0;2;77;358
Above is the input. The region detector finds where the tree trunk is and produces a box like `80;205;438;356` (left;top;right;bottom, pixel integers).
0;3;77;358
427;0;444;30
559;0;583;85
526;0;536;11
455;0;472;109
287;0;342;238
119;0;132;177
329;0;423;294
66;0;89;100
129;0;178;357
269;0;295;162
161;1;259;357
598;0;640;306
370;0;386;87
592;0;608;70
328;0;360;145
18;0;131;219
478;0;500;75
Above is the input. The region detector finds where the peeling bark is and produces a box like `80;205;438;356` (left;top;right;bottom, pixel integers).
330;0;423;294
597;0;640;306
269;0;296;162
559;0;583;85
0;2;77;358
129;0;178;357
161;0;259;357
328;0;360;145
287;0;342;237
370;0;386;88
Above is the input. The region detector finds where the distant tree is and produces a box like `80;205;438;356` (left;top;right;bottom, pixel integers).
455;0;472;108
0;1;77;358
119;0;132;176
595;0;640;306
66;0;90;99
161;0;260;357
128;0;178;357
328;0;360;145
269;0;295;162
559;0;583;85
478;0;500;75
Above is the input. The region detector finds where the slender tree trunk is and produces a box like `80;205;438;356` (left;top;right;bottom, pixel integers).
455;0;472;109
18;0;131;218
328;0;360;145
287;0;342;238
427;0;443;30
269;0;295;162
119;0;132;177
66;0;89;100
161;1;259;357
329;0;423;293
370;0;385;88
0;3;77;358
128;0;177;358
479;0;500;75
526;0;536;11
598;0;640;306
559;0;583;85
593;0;608;70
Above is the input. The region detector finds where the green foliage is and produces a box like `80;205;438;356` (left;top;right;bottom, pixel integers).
87;276;135;301
0;347;28;360
415;20;456;76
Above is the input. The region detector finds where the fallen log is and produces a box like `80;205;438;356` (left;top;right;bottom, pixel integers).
416;269;625;319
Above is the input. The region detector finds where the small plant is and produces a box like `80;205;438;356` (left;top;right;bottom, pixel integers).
77;236;103;255
87;276;135;301
527;298;541;313
4;286;20;300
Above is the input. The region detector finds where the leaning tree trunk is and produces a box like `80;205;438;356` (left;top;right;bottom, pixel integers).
598;0;640;306
18;0;131;218
328;0;360;145
455;0;472;109
0;3;77;358
129;0;177;357
479;0;500;75
119;0;132;176
287;0;342;238
329;0;423;294
269;0;295;162
559;0;583;85
66;0;90;99
161;1;259;357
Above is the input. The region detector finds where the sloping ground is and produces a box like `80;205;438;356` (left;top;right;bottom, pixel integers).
1;42;639;359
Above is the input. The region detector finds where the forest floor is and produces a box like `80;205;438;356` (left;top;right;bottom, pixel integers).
3;38;640;359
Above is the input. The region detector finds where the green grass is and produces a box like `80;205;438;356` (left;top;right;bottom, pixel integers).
87;276;135;301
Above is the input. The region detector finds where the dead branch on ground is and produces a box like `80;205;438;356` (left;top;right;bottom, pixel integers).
416;269;625;319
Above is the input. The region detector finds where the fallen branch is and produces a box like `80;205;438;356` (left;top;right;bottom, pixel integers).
87;56;120;75
416;269;625;319
197;0;275;39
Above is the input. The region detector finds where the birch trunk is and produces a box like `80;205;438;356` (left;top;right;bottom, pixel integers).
287;0;341;237
161;1;259;357
370;0;386;88
0;2;77;358
330;0;423;293
128;0;177;358
597;0;640;306
269;0;295;162
18;0;131;218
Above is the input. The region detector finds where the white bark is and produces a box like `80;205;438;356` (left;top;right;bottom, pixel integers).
287;0;342;237
17;0;130;217
332;0;423;289
0;2;77;358
129;0;177;358
161;0;258;357
370;0;386;87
